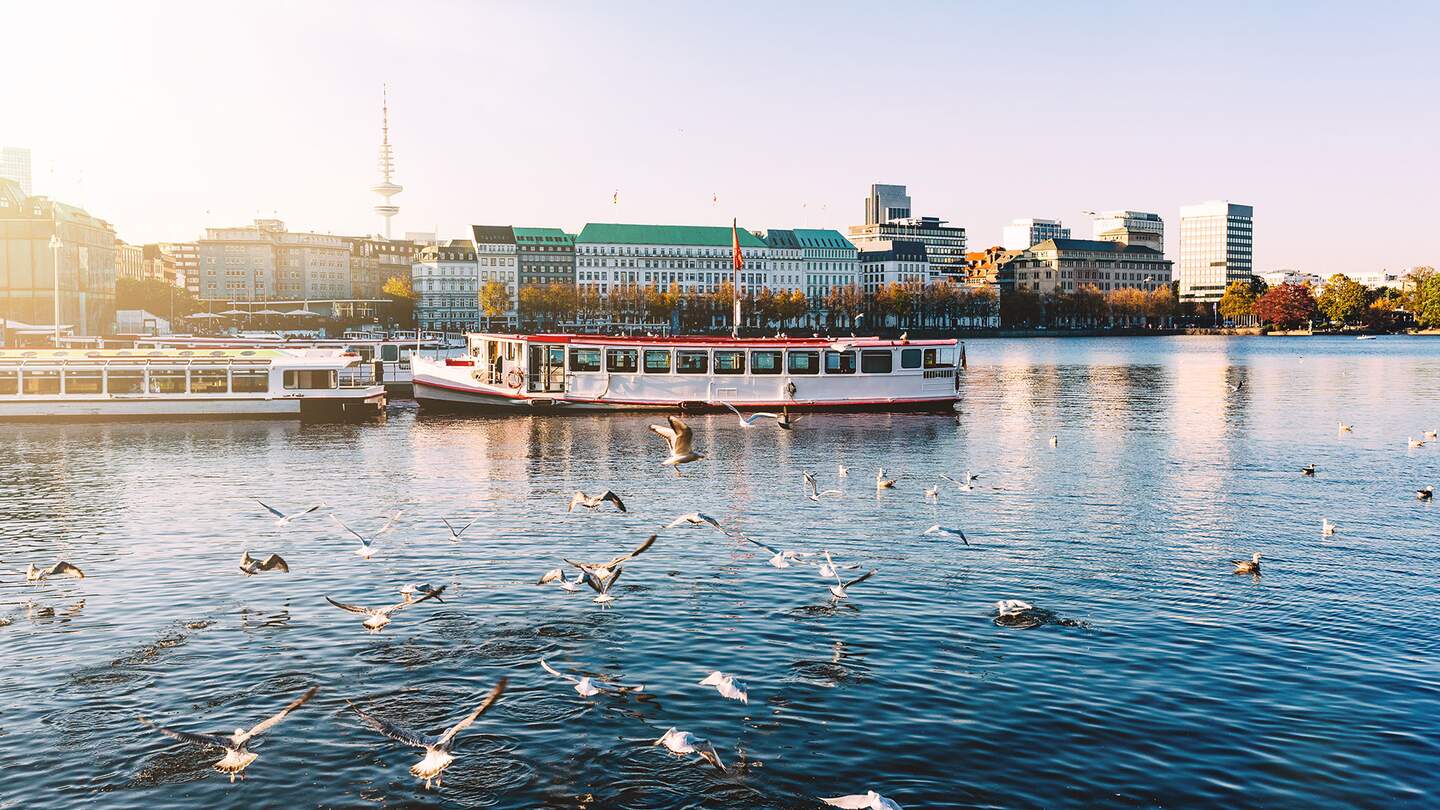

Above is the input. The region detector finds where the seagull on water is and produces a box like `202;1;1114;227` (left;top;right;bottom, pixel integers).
239;551;289;575
441;518;477;540
1049;435;1059;447
1232;552;1262;575
653;727;725;772
741;536;813;568
539;659;642;697
649;415;704;476
325;587;444;631
940;472;978;491
837;464;849;478
721;400;785;428
804;472;842;501
563;534;657;587
536;568;586;592
1301;464;1316;477
664;512;725;533
347;678;506;790
923;484;940;502
1408;436;1425;448
1338;421;1353;433
254;499;323;527
1416;485;1434;501
139;685;318;783
331;515;384;559
1322;518;1338;537
822;790;904;809
1426;429;1438;440
923;525;969;545
875;468;897;490
25;561;85;581
995;599;1034;616
698;671;748;704
569;490;627;513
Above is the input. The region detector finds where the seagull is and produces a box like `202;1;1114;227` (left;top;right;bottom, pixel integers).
254;499;323;527
821;790;904;809
324;587;443;631
664;512;725;533
568;490;627;513
1426;429;1438;440
25;561;85;581
804;472;842;501
1301;464;1316;477
653;727;725;772
649;415;703;475
1408;436;1425;448
1322;518;1338;537
399;583;446;604
347;678;506;790
825;562;877;600
741;536;812;569
698;671;748;704
539;659;642;697
817;550;861;580
139;685;318;783
536;568;586;592
1338;422;1353;433
940;473;975;492
1232;552;1262;575
331;515;381;559
837;464;849;477
441;518;477;540
1048;435;1059;447
995;599;1034;616
721;400;783;428
1227;379;1245;393
875;468;897;490
923;485;940;502
563;534;656;586
1417;486;1434;501
923;525;969;545
581;566;625;604
239;551;289;576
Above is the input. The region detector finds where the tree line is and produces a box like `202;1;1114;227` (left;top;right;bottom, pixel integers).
1222;267;1438;331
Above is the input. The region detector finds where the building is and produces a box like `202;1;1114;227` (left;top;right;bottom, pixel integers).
848;216;967;281
196;219;351;301
864;183;911;225
514;227;575;288
1;147;31;197
859;240;928;294
963;247;1024;287
1258;269;1321;289
412;239;481;331
140;243;178;285
0;178;117;335
793;228;860;306
574;223;772;298
1001;238;1173;295
116;240;144;281
349;237;416;300
1178;201;1254;303
470;226;519;320
158;242;200;294
371;88;402;238
758;230;805;292
1002;218;1070;251
1090;210;1164;254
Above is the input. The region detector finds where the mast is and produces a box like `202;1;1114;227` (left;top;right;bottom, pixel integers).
731;218;743;339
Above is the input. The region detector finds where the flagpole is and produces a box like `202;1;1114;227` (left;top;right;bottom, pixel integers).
731;218;742;339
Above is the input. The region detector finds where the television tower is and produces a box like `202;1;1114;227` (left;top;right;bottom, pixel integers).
371;85;403;238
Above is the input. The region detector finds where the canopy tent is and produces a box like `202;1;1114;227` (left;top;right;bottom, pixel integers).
283;309;320;316
251;309;286;316
219;309;250;316
184;312;228;319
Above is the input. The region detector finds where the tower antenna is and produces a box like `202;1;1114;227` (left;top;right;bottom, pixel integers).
370;83;403;238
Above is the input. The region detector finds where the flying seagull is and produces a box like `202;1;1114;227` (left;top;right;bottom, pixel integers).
653;727;725;772
804;472;842;501
1232;552;1262;575
581;566;625;604
441;518;477;540
721;400;784;428
399;583;446;604
25;561;85;581
742;535;813;569
347;678;507;790
324;587;443;631
536;568;586;592
139;685;318;783
539;659;642;697
822;790;905;809
563;534;657;586
664;512;725;533
254;499;323;527
923;525;969;545
698;671;748;704
823;555;877;601
817;550;861;580
1227;379;1245;393
568;490;627;513
331;515;381;559
649;415;704;476
239;551;290;576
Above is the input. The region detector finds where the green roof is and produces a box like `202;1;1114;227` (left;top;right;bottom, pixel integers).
792;228;855;250
577;222;768;248
514;227;572;243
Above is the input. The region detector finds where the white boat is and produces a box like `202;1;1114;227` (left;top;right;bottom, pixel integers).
412;333;963;412
1355;335;1377;340
132;333;462;390
0;347;386;419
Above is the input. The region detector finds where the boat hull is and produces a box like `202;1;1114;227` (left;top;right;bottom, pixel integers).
0;393;386;421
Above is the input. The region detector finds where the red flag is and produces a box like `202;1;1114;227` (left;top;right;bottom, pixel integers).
731;218;744;271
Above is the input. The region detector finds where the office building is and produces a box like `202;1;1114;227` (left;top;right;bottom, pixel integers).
574;223;772;298
0;147;32;197
1178;201;1254;303
793;228;860;305
1002;218;1070;251
858;240;928;294
864;183;911;225
514;227;575;288
158;242;200;294
141;243;177;285
349;237;416;300
116;240;144;281
470;226;519;320
1001;239;1172;295
758;230;805;292
412;239;481;331
1091;210;1164;254
196;219;351;301
0;178;117;335
848;216;967;281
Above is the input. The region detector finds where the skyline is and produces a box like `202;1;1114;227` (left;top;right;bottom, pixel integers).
6;1;1438;273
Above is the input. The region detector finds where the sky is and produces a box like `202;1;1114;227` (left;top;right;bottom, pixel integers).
5;0;1437;275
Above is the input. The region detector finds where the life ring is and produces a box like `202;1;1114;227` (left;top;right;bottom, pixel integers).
506;368;526;389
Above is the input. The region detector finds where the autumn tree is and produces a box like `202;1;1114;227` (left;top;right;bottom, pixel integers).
1252;282;1317;329
381;275;418;328
1316;274;1369;326
1217;280;1257;324
478;280;510;323
1407;268;1440;329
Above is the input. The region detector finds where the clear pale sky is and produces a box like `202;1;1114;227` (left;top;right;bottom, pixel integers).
6;1;1437;274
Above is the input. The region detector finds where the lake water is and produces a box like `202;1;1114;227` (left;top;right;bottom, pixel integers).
2;335;1437;809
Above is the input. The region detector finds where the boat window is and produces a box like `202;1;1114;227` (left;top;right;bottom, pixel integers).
210;350;227;357
900;348;922;369
149;369;187;395
107;370;144;394
644;349;671;374
283;370;337;390
63;369;104;394
380;345;399;362
787;350;820;375
240;350;256;357
924;348;953;369
713;350;745;375
750;350;782;375
825;351;857;374
860;350;893;374
191;369;229;393
606;348;639;373
21;370;60;395
569;348;602;373
0;370;17;395
232;370;269;393
676;350;709;374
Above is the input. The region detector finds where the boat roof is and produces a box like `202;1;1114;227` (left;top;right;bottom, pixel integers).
0;347;358;364
468;333;958;348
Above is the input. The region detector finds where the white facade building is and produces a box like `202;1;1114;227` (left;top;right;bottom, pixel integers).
793;229;860;305
412;240;483;331
858;240;928;294
197;219;350;301
1002;218;1070;251
1178;201;1254;303
1091;210;1164;254
574;223;776;297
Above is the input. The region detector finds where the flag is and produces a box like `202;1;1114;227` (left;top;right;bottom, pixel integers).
612;189;618;205
712;193;717;206
731;218;744;271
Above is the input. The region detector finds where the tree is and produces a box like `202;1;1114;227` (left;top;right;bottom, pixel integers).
1316;274;1369;326
479;280;509;322
116;278;201;321
1218;280;1257;324
381;275;418;329
1252;282;1317;329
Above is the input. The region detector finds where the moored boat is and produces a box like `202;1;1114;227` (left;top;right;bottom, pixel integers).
411;333;962;412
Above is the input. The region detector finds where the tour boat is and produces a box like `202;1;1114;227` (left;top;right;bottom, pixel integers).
0;347;386;419
411;333;964;412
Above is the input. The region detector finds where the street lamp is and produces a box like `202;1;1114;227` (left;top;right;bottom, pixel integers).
49;234;63;345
